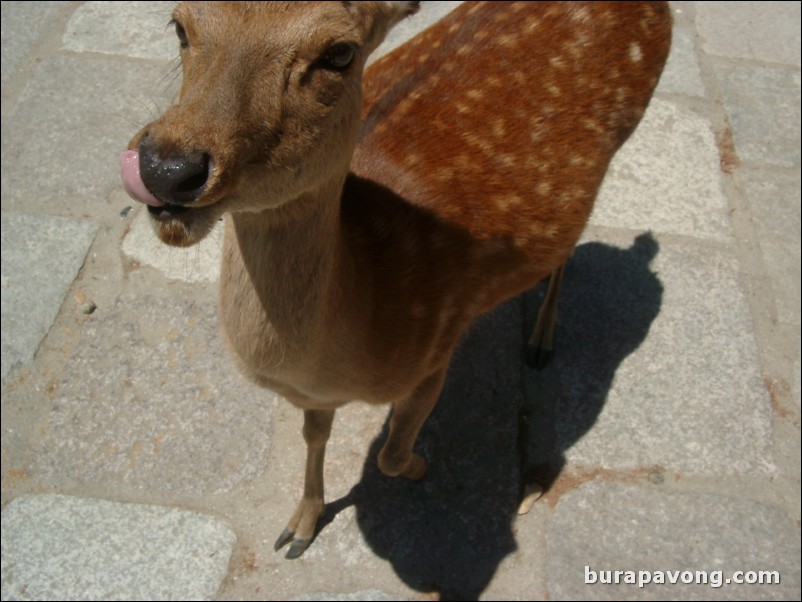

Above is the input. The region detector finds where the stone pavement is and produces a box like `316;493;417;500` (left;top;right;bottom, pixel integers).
1;1;799;600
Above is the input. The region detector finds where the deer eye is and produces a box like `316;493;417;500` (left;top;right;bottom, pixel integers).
319;43;356;71
172;20;189;49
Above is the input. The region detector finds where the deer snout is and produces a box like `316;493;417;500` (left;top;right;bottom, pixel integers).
138;134;211;205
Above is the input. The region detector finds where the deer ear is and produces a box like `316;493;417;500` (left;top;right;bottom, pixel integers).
345;1;419;22
347;1;421;55
385;1;421;22
378;1;420;37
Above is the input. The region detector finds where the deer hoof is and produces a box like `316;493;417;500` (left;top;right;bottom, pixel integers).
274;528;312;559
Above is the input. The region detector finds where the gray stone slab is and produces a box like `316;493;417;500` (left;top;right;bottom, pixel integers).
31;289;274;495
522;233;772;476
696;1;801;67
1;55;178;217
483;503;549;601
291;591;406;601
1;493;236;601
735;167;801;326
547;481;801;600
656;25;706;97
122;207;223;283
592;98;731;241
63;1;177;60
0;1;67;89
712;61;801;168
1;212;97;386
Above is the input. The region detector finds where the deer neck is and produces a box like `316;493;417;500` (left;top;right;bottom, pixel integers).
220;176;349;354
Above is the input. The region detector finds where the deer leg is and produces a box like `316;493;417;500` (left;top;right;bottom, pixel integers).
378;369;446;480
526;262;567;369
274;407;335;559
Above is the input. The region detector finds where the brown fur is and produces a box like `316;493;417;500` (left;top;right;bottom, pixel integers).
126;1;671;556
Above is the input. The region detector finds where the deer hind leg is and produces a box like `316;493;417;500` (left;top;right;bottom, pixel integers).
274;408;335;559
526;262;567;369
378;369;447;480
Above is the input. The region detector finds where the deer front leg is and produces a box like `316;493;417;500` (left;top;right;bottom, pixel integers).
274;408;335;559
378;369;447;480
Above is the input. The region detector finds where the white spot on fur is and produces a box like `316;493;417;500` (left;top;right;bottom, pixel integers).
492;118;506;138
536;181;552;196
499;153;516;167
404;153;421;167
569;6;591;23
583;118;604;134
514;235;531;248
629;42;643;62
525;16;541;32
499;34;517;47
497;193;524;209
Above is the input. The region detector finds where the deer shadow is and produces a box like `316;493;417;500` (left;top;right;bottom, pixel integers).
318;233;663;600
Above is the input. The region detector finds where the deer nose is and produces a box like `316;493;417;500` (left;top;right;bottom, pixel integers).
138;134;210;205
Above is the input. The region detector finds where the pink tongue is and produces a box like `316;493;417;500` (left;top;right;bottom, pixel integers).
119;150;165;207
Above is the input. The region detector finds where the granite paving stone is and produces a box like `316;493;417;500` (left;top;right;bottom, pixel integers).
591;98;731;241
290;591;407;602
696;1;801;67
0;55;178;217
122;207;224;283
547;481;801;600
0;1;67;90
735;167;802;326
31;290;275;495
1;212;97;386
63;1;176;60
522;232;772;476
712;61;801;168
1;494;236;601
656;25;706;97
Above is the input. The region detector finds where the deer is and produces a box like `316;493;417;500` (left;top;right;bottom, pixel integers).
120;1;671;558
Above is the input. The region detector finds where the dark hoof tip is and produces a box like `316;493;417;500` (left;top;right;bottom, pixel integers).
286;538;311;559
274;528;312;558
274;528;294;552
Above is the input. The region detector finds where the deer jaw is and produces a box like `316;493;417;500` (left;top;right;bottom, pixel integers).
122;1;419;248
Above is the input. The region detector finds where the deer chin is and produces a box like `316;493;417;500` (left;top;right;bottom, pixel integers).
120;149;221;247
146;203;222;248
